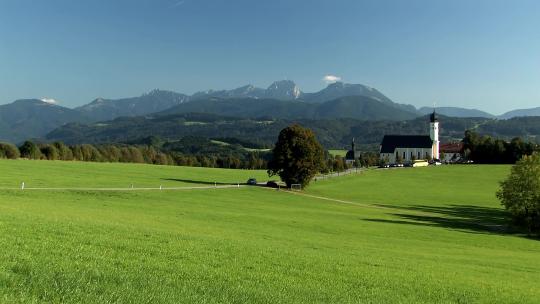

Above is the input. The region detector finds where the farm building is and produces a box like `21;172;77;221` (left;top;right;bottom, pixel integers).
440;142;463;162
379;111;440;164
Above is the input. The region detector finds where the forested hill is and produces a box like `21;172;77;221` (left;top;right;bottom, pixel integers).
46;112;514;149
158;95;418;121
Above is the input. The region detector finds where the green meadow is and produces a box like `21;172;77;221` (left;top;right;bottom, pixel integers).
0;160;269;188
0;160;539;303
328;149;348;157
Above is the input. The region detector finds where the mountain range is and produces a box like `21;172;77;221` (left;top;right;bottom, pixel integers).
0;80;539;143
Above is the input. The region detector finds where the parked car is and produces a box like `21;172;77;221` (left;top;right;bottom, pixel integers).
266;181;279;188
247;178;258;185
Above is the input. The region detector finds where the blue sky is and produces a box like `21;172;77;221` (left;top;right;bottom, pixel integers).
0;0;539;114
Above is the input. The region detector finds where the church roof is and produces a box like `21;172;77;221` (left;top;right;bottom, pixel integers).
380;135;433;153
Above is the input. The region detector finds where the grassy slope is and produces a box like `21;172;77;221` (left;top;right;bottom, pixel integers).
0;160;269;188
308;165;509;208
0;160;539;303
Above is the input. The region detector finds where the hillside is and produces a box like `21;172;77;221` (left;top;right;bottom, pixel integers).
419;106;495;118
46;112;491;148
75;89;189;122
0;99;89;143
475;116;540;139
499;107;540;119
160;95;419;121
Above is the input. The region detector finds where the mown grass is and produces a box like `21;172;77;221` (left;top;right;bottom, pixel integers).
0;159;269;188
328;149;348;157
0;160;539;303
308;165;510;208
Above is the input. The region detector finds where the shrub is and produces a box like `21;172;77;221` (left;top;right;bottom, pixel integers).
0;142;20;159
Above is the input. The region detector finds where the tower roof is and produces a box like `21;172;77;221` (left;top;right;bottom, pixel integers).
430;110;438;123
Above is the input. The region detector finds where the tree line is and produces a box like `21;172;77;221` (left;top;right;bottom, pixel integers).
463;130;539;164
0;138;380;175
0;140;269;170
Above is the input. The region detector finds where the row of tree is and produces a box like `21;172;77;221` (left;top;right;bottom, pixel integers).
326;152;381;173
463;130;539;164
1;135;380;174
0;140;269;170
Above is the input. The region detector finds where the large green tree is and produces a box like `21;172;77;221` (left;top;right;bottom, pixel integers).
19;141;42;159
497;153;540;234
268;124;325;188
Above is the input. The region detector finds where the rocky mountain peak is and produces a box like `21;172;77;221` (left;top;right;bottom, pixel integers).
266;80;302;100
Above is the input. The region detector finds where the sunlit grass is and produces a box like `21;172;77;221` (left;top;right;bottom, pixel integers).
0;160;538;303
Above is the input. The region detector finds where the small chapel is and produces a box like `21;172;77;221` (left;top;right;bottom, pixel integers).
379;111;440;164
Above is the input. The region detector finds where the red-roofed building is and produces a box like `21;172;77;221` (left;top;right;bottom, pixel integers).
440;142;463;162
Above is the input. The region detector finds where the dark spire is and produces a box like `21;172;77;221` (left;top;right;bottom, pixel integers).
352;138;356;152
430;109;438;123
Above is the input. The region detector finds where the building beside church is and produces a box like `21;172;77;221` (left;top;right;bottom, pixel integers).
440;142;463;163
345;138;361;164
379;111;440;164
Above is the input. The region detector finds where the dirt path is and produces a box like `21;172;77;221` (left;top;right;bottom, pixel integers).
278;189;448;218
0;184;244;191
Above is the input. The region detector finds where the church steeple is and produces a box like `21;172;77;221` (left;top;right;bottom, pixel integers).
430;109;438;123
351;138;356;153
430;108;440;159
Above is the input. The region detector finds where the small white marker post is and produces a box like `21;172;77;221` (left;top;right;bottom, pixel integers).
160;185;162;190
21;182;25;190
131;184;134;190
237;183;240;188
214;182;217;188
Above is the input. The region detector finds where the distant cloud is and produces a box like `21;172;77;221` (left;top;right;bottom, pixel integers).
322;75;342;84
40;98;58;104
172;0;186;7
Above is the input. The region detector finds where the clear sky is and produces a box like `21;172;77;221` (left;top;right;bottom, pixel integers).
0;0;539;114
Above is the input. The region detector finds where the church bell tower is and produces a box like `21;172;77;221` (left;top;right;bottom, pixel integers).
430;110;440;160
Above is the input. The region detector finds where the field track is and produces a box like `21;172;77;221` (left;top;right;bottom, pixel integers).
0;184;244;191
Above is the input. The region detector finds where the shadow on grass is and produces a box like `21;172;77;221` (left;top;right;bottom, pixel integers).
161;178;237;185
364;204;535;238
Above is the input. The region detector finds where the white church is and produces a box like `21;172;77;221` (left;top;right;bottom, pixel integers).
379;111;440;164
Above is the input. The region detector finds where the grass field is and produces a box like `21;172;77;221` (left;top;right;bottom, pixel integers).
328;149;348;157
0;160;539;303
0;160;269;188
